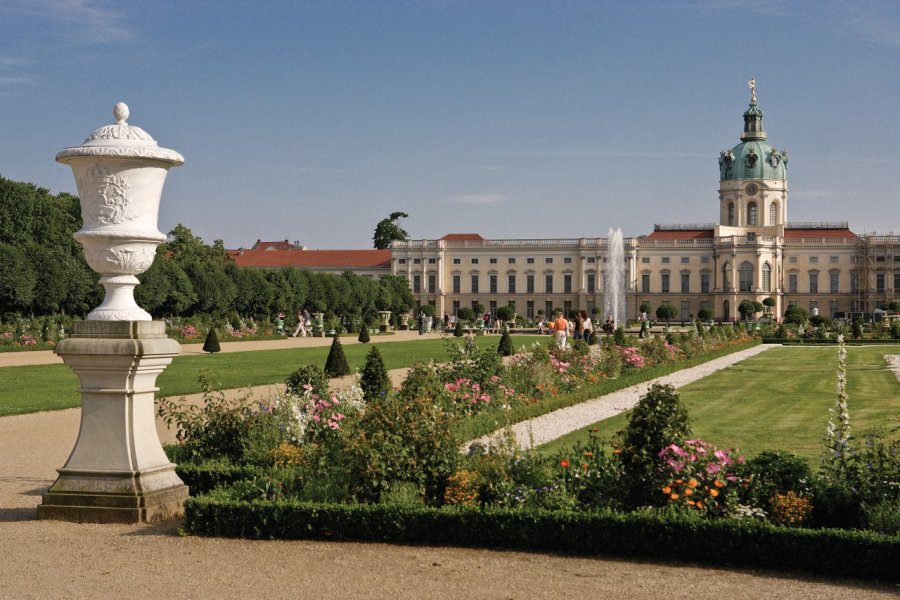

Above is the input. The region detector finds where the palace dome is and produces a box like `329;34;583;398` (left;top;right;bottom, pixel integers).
718;97;787;181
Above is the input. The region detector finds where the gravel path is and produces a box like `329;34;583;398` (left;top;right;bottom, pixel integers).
469;344;774;450
1;341;898;597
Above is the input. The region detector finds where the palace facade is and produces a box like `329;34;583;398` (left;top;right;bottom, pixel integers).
391;91;899;321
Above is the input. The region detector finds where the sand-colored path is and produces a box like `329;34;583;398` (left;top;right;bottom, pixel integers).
1;339;897;597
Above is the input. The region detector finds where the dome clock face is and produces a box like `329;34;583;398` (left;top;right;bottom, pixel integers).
745;183;759;196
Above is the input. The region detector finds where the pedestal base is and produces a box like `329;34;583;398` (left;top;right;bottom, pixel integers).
38;320;187;524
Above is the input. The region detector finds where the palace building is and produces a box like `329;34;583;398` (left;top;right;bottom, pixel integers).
390;87;899;321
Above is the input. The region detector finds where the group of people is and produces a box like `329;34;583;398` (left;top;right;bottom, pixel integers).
543;310;611;349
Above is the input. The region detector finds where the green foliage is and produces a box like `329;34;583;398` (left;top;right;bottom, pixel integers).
655;302;676;324
697;307;714;321
419;303;436;318
323;336;351;377
497;328;513;356
453;320;464;337
613;326;626;346
783;305;809;325
852;318;864;339
373;211;410;250
284;364;329;398
890;320;900;340
358;326;370;343
184;497;900;580
863;500;900;536
738;450;813;512
495;305;515;322
340;390;458;504
639;301;652;315
202;328;221;353
617;384;692;508
360;345;391;403
457;307;475;323
156;374;250;462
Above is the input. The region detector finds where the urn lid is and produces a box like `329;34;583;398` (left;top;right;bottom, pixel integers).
56;102;184;165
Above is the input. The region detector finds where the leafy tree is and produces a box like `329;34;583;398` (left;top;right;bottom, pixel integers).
697;307;714;321
763;296;776;312
783;305;809;325
324;336;351;378
0;244;36;312
495;305;515;324
655;302;676;325
738;299;759;321
373;211;410;250
639;301;652;316
360;345;391;402
457;307;475;323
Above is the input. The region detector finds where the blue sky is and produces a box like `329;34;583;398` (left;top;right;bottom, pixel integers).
2;0;899;249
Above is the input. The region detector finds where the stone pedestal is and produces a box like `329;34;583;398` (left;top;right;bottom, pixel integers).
38;321;188;523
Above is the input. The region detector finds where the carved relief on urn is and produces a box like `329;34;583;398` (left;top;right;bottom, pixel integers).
57;103;183;321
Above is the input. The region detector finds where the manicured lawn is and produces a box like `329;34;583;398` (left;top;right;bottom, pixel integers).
539;345;900;462
0;335;532;416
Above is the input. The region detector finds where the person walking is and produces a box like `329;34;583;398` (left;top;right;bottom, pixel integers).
582;310;593;342
552;312;568;349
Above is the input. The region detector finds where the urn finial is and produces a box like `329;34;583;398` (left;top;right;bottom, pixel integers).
113;102;130;124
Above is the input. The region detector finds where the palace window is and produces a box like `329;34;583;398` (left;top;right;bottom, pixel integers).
747;202;758;226
681;257;690;264
545;257;553;264
527;257;535;264
789;273;798;294
563;273;573;293
471;275;479;293
681;272;690;293
452;258;460;264
810;256;818;264
809;271;819;294
877;273;885;293
413;258;421;264
641;273;650;293
739;262;754;292
769;202;777;225
452;275;461;293
398;258;406;265
762;262;771;292
526;274;535;293
728;202;735;226
661;273;670;294
489;258;497;264
508;274;516;294
508;258;516;264
471;258;479;264
489;275;498;294
428;274;436;292
564;257;572;264
830;271;839;293
413;274;421;293
661;257;670;264
700;272;710;294
545;274;553;293
587;273;596;293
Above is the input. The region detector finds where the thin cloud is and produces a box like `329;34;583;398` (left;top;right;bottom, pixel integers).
0;56;31;68
446;194;510;205
6;0;132;43
0;77;32;85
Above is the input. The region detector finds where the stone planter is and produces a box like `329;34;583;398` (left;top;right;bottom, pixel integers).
378;310;391;332
312;312;325;337
399;313;410;330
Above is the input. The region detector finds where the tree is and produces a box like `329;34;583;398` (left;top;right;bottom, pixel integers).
763;296;776;313
655;302;676;325
495;305;515;325
360;345;391;402
738;299;759;321
697;307;714;321
373;211;410;250
453;320;464;337
324;336;351;377
202;328;221;353
784;305;809;325
639;301;652;316
358;325;371;343
497;328;513;356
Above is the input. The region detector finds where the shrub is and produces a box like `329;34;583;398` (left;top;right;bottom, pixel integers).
358;326;370;343
453;320;464;337
891;320;900;340
784;305;808;325
497;328;513;356
739;450;812;512
768;491;813;527
613;326;626;346
323;336;351;377
202;328;221;353
863;500;900;536
360;345;391;403
284;364;329;398
616;384;692;508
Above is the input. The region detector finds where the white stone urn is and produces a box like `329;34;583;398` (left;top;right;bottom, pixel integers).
56;102;183;321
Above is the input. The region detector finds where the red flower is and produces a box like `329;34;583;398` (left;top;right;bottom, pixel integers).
560;459;570;469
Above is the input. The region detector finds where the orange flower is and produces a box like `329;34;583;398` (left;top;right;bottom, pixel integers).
583;451;593;457
675;479;683;485
709;489;719;498
686;500;695;506
696;501;704;509
582;463;589;472
670;493;680;501
684;488;693;497
613;449;622;454
560;459;570;469
687;478;698;488
662;486;672;494
714;480;725;488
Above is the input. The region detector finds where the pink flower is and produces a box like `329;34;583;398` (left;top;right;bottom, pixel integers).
705;462;721;475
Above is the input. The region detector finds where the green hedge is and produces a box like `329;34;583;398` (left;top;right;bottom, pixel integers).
174;460;264;494
184;496;899;581
762;338;900;345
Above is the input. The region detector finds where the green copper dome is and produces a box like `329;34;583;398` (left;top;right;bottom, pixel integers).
719;96;787;181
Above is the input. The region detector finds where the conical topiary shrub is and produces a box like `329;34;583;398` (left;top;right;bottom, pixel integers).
360;345;391;403
358;326;370;343
453;320;464;337
324;336;351;378
202;328;221;353
497;327;513;356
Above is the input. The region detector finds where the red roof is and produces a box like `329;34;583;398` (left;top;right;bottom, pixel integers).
440;233;485;241
645;229;714;240
251;239;298;250
229;248;391;269
784;228;856;239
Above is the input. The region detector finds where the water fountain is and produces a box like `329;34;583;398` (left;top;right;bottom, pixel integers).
603;228;626;328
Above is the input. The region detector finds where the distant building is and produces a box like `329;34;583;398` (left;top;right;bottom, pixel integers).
229;242;391;278
391;88;899;320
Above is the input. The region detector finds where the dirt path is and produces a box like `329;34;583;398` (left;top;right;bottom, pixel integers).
1;342;897;597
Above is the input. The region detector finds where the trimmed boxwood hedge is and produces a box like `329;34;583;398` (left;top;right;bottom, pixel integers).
184;496;900;581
